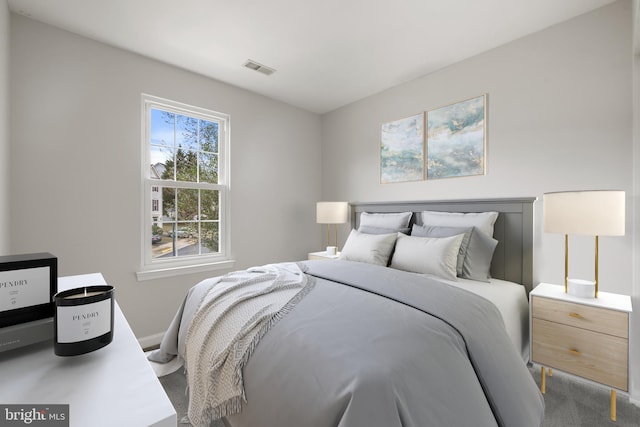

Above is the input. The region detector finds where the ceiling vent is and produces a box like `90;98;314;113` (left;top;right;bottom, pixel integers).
243;60;276;76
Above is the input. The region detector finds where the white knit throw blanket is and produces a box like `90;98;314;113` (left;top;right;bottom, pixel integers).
184;262;314;427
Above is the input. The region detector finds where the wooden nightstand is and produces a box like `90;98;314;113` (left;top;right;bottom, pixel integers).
530;283;632;421
308;251;340;260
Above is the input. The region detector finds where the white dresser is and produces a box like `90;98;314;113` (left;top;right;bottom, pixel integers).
0;273;176;427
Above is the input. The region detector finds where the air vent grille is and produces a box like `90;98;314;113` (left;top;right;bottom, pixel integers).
243;60;276;76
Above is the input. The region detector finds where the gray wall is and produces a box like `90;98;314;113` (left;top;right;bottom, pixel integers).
9;15;322;342
322;1;632;292
0;1;8;255
322;1;638;400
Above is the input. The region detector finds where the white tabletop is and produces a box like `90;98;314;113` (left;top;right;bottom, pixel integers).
531;282;632;313
0;273;176;427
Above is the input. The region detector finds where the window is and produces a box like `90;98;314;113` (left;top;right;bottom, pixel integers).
138;95;233;280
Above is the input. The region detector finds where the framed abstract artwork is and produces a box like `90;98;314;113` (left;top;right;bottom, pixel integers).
426;94;486;180
380;113;425;184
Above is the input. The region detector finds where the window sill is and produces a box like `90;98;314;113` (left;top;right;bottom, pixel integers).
136;259;236;281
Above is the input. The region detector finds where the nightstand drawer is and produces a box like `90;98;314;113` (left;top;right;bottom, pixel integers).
532;296;628;338
532;318;628;390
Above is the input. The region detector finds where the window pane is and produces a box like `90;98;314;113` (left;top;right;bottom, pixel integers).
199;120;219;153
176;115;198;151
171;222;195;239
177;188;198;221
150;146;173;179
174;222;196;257
199;152;218;183
150;109;175;147
175;149;198;182
162;187;176;220
198;222;219;254
200;189;219;220
151;226;170;259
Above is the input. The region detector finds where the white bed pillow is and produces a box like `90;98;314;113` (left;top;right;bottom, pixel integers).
412;224;498;282
420;210;499;237
390;233;465;280
410;224;472;276
339;229;398;266
359;212;412;230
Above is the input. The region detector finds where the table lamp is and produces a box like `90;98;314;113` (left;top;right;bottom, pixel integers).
543;190;625;298
316;202;349;253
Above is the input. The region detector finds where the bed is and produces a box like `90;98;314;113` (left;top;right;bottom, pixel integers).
149;198;544;427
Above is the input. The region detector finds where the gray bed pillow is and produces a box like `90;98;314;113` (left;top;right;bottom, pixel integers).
359;225;411;235
411;224;472;276
420;210;499;238
413;224;498;282
359;212;413;229
461;228;498;282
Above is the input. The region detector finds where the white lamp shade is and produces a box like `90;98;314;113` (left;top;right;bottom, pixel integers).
316;202;349;224
543;190;625;236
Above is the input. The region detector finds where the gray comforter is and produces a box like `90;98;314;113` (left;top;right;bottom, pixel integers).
151;260;544;427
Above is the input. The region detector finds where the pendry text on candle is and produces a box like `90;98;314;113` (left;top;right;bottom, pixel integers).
72;311;99;321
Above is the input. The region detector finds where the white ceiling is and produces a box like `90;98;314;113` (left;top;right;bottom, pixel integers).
7;0;619;114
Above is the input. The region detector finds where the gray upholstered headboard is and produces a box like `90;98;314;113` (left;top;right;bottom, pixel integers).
350;198;536;293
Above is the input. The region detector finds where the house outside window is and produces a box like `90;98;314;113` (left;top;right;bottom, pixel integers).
138;94;233;280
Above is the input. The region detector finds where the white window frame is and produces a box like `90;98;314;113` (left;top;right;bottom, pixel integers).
137;94;233;281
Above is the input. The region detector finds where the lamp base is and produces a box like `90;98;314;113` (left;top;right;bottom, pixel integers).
567;278;596;299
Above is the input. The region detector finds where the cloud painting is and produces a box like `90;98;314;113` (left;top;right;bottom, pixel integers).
427;95;486;179
380;113;424;183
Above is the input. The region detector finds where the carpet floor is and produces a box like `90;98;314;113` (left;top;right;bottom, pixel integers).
158;368;224;427
159;364;640;426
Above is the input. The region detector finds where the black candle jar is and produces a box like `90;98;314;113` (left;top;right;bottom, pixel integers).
54;285;114;356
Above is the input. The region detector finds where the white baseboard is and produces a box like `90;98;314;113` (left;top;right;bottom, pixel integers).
630;396;640;408
138;332;165;350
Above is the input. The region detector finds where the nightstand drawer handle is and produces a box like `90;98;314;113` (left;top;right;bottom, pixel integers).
569;349;581;356
569;312;584;319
